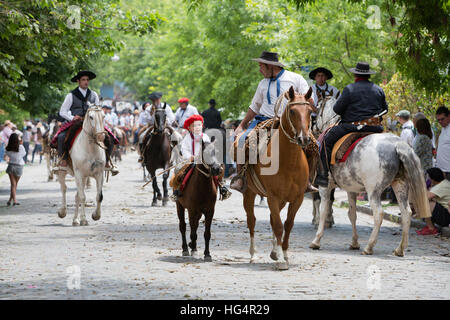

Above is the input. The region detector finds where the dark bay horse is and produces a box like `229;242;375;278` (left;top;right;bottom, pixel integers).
143;105;172;206
176;140;222;261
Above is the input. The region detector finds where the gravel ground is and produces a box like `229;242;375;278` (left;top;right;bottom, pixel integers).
0;152;449;300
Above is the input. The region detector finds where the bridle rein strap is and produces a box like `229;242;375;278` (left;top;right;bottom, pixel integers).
83;106;108;150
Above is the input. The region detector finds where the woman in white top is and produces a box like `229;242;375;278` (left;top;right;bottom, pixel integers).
4;133;26;206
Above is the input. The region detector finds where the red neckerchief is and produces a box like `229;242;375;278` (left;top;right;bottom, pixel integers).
189;132;203;155
355;77;369;82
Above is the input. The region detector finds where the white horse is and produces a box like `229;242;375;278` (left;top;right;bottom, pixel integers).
311;100;431;256
57;106;106;226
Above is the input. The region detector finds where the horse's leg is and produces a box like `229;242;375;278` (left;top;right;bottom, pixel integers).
92;173;104;221
46;152;53;181
176;202;189;256
188;209;201;259
76;174;88;226
391;180;410;257
347;192;360;250
267;197;288;270
282;197;303;263
326;188;336;228
270;200;286;261
152;170;162;201
162;171;169;206
57;171;67;218
310;186;332;249
312;192;321;227
85;177;91;189
203;209;214;262
243;189;257;263
150;171;158;206
362;191;384;255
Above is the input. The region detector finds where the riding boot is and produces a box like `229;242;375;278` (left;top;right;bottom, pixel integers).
230;164;247;193
305;147;319;193
53;132;68;173
315;162;329;187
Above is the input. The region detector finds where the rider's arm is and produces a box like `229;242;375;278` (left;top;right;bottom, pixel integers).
236;108;257;133
59;93;74;121
180;135;193;160
166;105;176;125
333;86;350;115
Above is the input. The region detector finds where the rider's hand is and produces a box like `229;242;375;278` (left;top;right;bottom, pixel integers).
190;156;195;162
234;125;244;136
73;115;83;121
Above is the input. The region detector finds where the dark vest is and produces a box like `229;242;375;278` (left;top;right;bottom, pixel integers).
70;87;96;117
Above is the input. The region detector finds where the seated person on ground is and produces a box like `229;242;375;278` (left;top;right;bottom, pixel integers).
416;167;450;235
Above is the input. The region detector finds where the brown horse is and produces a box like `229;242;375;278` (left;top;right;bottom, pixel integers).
176;140;222;261
241;86;313;270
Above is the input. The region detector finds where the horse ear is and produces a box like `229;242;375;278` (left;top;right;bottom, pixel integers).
329;89;333;96
305;86;313;100
336;90;340;99
288;86;295;100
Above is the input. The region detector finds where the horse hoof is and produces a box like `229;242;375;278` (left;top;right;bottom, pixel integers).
151;201;158;207
277;262;289;270
309;243;320;250
72;221;80;226
80;220;88;226
349;244;360;250
157;195;162;201
204;256;212;262
393;248;404;257
250;256;258;264
269;251;279;261
92;214;101;221
58;208;67;218
191;250;199;258
361;249;373;255
182;250;190;257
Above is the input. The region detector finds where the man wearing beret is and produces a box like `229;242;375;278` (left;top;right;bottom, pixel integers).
174;97;199;129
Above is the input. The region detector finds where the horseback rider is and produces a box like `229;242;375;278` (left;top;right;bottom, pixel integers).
230;51;317;193
52;70;119;175
309;67;340;108
315;61;388;187
173;97;199;130
171;114;231;201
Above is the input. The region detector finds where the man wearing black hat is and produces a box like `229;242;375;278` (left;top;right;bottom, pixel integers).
54;70;118;175
309;67;340;108
315;62;388;187
201;99;222;130
147;92;175;126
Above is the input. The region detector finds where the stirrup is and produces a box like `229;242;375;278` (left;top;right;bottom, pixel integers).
220;187;232;200
305;182;319;193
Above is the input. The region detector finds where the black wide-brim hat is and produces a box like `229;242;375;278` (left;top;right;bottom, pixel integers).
252;51;285;67
309;67;333;80
71;70;96;82
149;91;163;101
349;62;376;75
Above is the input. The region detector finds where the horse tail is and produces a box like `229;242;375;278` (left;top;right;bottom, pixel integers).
395;141;431;219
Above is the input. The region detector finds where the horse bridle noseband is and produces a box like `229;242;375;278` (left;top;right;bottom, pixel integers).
83;106;108;150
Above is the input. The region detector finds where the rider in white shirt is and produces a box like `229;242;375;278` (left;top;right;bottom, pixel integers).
174;97;199;129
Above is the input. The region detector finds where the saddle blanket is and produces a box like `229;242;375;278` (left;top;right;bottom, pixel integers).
51;120;119;147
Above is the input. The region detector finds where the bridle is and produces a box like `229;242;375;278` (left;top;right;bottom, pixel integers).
274;91;312;146
83;106;107;150
314;95;339;134
152;106;167;135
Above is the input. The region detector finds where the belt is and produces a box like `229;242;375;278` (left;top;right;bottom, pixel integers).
349;116;381;126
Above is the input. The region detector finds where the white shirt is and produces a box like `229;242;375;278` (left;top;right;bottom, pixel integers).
148;103;176;126
6;145;26;166
181;133;210;160
138;109;152;126
250;70;310;118
436;125;450;172
175;104;199;128
312;83;340;107
400;120;414;146
105;112;118;128
59;87;100;121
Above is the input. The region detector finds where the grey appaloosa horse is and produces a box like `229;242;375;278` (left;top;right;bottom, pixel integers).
310;101;431;257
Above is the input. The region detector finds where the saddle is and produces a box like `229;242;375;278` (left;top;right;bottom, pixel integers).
64;120;84;151
330;132;373;165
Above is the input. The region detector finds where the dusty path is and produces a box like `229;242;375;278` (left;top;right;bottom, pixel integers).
0;152;449;299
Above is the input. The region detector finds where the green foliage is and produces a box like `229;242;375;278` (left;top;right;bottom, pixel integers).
0;0;161;121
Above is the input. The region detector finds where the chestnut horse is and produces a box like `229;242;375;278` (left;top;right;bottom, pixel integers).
176;140;222;262
240;86;313;270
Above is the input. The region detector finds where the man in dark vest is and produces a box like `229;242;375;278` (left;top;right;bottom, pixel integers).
201;99;222;129
315;62;388;187
52;70;119;175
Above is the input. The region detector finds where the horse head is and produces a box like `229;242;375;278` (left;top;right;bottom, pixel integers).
201;137;222;177
154;104;167;133
280;86;314;147
314;94;340;135
84;105;106;144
